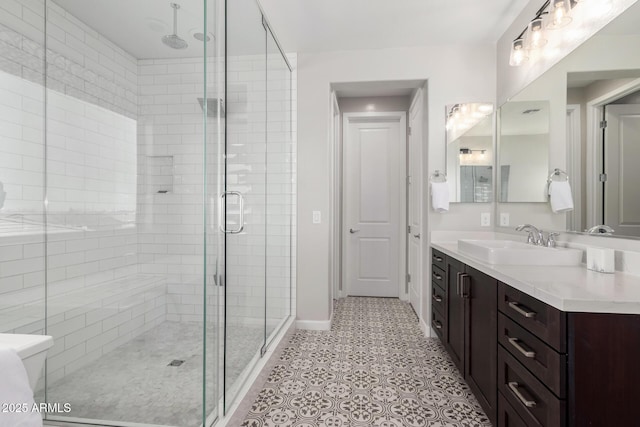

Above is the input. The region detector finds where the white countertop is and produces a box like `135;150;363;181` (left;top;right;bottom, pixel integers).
431;241;640;314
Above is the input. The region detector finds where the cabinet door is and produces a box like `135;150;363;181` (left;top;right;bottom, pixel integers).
464;266;498;423
445;256;465;371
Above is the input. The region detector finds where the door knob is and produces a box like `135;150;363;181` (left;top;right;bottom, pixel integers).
349;228;360;234
413;233;421;239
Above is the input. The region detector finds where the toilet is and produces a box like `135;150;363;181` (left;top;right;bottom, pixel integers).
0;333;54;391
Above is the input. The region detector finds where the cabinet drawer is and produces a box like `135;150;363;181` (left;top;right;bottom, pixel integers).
499;282;567;353
498;313;567;398
431;279;446;315
498;347;565;427
498;391;529;427
432;265;445;290
431;307;446;340
432;248;446;271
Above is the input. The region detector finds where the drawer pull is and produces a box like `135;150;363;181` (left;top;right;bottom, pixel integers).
508;337;536;358
433;320;443;329
508;381;537;408
433;272;442;280
508;301;536;319
432;294;443;303
433;256;443;262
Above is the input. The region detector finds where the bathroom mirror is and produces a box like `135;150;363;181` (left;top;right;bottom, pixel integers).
496;1;640;238
445;103;495;203
497;100;550;203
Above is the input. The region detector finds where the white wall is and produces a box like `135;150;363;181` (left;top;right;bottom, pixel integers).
296;44;497;325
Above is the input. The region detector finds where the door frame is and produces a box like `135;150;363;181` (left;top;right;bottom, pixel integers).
585;78;640;228
329;92;342;300
341;111;408;300
407;89;423;315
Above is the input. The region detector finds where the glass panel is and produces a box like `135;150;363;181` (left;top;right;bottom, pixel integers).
41;0;218;425
224;0;267;410
205;0;224;424
0;0;47;408
265;29;292;345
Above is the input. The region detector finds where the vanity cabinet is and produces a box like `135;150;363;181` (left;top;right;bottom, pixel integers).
431;247;640;427
432;249;497;422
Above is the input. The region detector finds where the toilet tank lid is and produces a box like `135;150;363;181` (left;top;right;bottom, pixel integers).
0;334;54;359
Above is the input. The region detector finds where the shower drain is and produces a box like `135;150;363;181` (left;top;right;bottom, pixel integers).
168;360;185;367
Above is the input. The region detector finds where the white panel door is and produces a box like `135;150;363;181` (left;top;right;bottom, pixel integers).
345;113;406;297
408;92;423;313
605;104;640;237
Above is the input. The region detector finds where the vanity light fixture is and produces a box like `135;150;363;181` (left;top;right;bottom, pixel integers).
447;103;493;139
509;0;585;67
548;0;573;29
525;15;548;50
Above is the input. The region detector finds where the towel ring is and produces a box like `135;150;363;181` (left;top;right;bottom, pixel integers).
430;170;447;183
547;168;569;184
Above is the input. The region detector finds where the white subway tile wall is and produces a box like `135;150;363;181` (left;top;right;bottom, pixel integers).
0;0;296;399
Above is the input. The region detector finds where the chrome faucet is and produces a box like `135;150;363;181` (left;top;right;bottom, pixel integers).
586;225;615;235
516;224;544;246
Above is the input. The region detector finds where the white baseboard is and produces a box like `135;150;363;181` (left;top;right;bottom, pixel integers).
296;310;333;331
419;317;429;337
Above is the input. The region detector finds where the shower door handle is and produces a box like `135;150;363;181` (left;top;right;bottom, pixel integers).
220;191;245;234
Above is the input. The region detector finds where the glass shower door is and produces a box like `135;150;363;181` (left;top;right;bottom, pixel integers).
224;0;267;410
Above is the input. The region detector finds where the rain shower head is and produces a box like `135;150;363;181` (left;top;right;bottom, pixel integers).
162;3;188;50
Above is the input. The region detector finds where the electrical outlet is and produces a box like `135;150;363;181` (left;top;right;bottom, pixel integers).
313;211;321;224
481;212;491;227
500;213;510;227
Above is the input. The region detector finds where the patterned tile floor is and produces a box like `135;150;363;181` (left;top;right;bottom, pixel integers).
240;297;492;427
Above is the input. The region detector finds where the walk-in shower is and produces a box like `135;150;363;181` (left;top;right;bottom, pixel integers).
0;0;294;426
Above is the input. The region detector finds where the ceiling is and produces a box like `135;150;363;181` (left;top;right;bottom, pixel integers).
54;0;216;59
333;80;425;98
258;0;530;53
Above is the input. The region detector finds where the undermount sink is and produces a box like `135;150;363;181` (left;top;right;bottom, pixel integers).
457;239;583;266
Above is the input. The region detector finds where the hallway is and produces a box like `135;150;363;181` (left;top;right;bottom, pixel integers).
239;297;491;426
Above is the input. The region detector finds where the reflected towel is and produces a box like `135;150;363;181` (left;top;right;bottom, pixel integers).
431;181;450;213
0;346;42;427
549;180;574;213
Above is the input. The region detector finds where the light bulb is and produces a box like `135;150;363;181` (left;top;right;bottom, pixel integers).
509;39;528;67
525;16;547;49
547;0;572;29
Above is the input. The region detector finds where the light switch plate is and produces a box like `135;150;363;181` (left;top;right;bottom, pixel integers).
500;213;510;227
313;211;321;224
481;212;491;227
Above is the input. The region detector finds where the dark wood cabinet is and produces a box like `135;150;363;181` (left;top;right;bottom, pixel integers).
431;247;640;427
445;255;465;371
441;255;497;423
465;266;497;422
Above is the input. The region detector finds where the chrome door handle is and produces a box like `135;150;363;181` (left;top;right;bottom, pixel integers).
432;272;442;280
456;272;462;295
508;301;536;318
220;191;244;234
413;233;421;239
507;337;536;358
508;382;537;408
433;320;443;329
432;294;443;303
349;228;360;234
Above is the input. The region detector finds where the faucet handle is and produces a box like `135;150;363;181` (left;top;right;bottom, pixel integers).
526;231;536;245
546;232;560;248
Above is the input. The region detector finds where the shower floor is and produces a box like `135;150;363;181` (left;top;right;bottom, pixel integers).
39;321;264;427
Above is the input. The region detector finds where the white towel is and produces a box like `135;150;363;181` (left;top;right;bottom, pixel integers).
431;181;450;213
549;180;574;213
0;346;42;427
